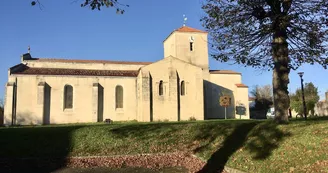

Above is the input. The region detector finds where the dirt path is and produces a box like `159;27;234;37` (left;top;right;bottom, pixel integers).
65;152;206;172
0;152;231;173
52;167;187;173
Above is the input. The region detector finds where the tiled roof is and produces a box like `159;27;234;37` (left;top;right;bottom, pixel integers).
235;84;248;88
209;70;241;75
11;66;139;77
163;26;207;42
27;58;152;65
249;97;256;101
175;26;207;33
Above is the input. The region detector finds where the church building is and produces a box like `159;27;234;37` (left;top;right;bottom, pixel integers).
3;26;249;125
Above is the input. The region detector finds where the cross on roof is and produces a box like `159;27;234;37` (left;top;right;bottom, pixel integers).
183;14;187;26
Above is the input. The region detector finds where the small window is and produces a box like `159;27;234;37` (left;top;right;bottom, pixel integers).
64;85;73;109
159;80;163;96
115;85;123;109
181;81;185;96
190;42;193;51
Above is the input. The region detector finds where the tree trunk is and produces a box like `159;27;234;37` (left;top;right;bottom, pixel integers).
272;30;290;123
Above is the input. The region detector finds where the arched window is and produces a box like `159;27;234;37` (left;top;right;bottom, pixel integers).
181;80;185;96
64;85;73;109
159;80;163;96
115;85;123;108
189;36;194;51
190;42;193;51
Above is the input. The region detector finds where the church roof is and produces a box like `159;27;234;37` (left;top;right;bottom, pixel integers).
11;65;139;77
175;26;207;33
26;58;152;65
163;26;207;42
209;70;241;75
235;84;248;88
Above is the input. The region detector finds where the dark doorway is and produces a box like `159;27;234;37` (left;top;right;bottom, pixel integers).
43;83;51;125
12;83;17;125
150;74;153;122
177;73;181;121
98;84;104;122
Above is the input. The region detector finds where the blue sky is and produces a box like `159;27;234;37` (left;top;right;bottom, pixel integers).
0;0;327;100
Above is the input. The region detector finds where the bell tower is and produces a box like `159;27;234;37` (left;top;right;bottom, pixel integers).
163;26;209;73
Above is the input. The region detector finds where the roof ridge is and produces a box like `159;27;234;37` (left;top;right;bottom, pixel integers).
29;57;153;65
11;66;139;77
168;56;202;69
26;67;139;71
38;57;151;62
175;26;207;33
235;83;248;88
209;69;241;74
163;26;207;42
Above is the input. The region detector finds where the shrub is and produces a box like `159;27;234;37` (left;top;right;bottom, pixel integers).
189;116;197;121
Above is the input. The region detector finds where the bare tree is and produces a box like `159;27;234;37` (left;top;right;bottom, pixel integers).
251;85;273;110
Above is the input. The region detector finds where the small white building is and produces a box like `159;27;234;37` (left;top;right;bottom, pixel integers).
315;92;328;116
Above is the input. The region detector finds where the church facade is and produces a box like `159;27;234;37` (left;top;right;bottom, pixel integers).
3;26;249;125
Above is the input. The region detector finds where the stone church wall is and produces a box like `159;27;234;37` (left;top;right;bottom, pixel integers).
164;31;209;71
4;75;137;125
136;70;152;122
205;74;249;119
140;56;204;122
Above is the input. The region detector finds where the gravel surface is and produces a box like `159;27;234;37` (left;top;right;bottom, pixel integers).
0;152;229;173
52;167;187;173
65;152;207;172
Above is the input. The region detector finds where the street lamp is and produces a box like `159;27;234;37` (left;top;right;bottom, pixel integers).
297;72;307;120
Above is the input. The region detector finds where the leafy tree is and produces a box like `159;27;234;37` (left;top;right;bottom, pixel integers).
31;0;128;12
250;85;273;111
201;0;328;123
290;82;320;116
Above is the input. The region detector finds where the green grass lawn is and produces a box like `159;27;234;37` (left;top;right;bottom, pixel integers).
1;118;328;173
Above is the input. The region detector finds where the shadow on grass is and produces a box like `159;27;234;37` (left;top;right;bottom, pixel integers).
291;116;328;122
110;121;200;139
111;122;182;132
0;125;85;173
109;120;293;173
0;119;304;173
197;121;291;173
109;120;249;144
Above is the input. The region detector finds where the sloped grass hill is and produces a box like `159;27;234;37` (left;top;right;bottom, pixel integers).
1;117;328;172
